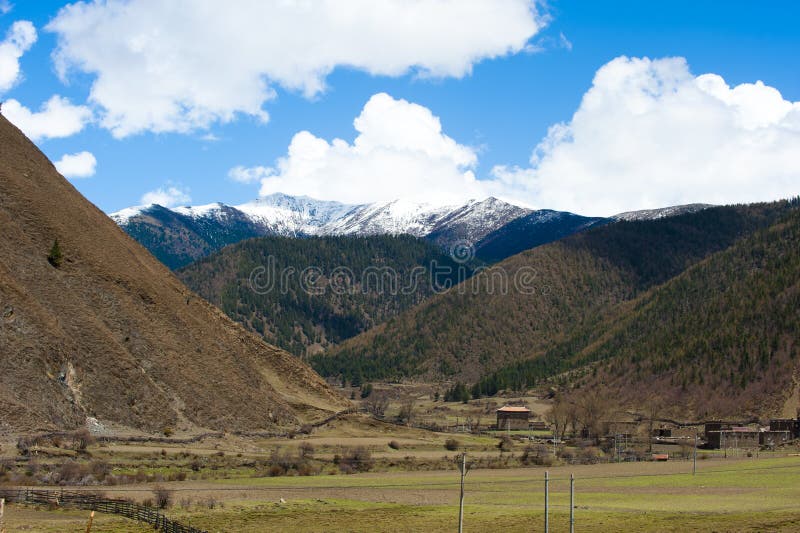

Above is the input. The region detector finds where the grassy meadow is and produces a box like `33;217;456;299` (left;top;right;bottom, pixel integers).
4;452;800;531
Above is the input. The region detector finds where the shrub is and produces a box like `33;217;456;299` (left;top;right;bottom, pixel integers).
444;438;461;451
202;496;218;509
16;436;33;456
497;436;514;452
268;464;285;477
388;440;401;450
47;239;63;268
522;445;553;466
89;460;111;481
153;485;173;509
338;447;373;473
298;442;315;459
72;429;94;452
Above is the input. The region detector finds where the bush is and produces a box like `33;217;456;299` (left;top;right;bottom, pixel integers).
579;446;601;464
72;429;94;452
47;239;63;268
388;440;401;450
298;442;315;459
521;445;553;466
444;438;461;451
338;447;373;473
16;436;33;456
497;436;514;452
153;485;173;509
268;464;285;477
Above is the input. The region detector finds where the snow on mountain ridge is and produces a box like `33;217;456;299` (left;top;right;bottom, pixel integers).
110;194;529;241
612;203;714;222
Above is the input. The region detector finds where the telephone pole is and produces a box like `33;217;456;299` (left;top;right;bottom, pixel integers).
458;452;467;533
544;470;550;533
569;473;575;533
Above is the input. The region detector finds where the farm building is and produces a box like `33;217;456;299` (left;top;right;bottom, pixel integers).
496;405;531;430
704;427;793;449
706;427;760;449
769;418;800;438
760;430;793;448
530;420;549;431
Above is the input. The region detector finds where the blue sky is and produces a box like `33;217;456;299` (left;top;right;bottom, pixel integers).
1;1;799;216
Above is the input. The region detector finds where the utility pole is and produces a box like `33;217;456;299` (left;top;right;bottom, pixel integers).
569;473;575;533
544;470;550;533
458;452;467;533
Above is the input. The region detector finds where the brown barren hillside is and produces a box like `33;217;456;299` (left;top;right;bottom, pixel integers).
0;116;347;433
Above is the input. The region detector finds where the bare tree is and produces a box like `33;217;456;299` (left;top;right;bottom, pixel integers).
397;399;415;426
576;391;612;443
364;392;390;418
545;395;570;441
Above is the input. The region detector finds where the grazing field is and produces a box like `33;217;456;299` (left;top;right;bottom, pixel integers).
5;456;800;531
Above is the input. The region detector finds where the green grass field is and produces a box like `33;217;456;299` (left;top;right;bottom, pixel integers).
7;455;799;531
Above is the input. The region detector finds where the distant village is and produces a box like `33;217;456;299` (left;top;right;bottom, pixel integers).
495;404;800;455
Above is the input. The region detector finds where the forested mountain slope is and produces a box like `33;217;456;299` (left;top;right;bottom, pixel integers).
178;235;471;356
314;202;793;384
474;200;800;418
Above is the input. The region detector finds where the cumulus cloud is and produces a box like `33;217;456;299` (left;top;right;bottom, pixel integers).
228;165;265;184
46;0;544;138
54;151;97;178
0;20;36;93
141;185;191;207
490;56;800;215
2;95;92;140
251;93;484;205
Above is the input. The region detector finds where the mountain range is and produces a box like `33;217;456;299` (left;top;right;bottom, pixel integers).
110;194;710;269
313;200;800;418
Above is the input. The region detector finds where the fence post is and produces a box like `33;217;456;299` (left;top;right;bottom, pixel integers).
544;470;549;533
1;497;6;533
85;510;94;533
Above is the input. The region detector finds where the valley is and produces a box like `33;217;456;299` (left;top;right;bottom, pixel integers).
2;96;799;532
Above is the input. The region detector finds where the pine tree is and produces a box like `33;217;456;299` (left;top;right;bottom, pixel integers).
47;239;63;268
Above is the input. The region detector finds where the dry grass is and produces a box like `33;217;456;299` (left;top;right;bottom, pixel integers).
0;114;348;435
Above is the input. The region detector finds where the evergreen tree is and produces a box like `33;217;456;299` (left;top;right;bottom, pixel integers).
47;239;63;268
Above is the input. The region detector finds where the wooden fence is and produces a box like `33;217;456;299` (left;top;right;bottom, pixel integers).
0;488;206;533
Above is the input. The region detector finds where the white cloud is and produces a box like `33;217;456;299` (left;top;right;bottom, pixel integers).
54;151;97;178
0;2;13;16
228;165;266;184
490;56;800;215
141;185;191;207
252;92;484;205
46;0;544;138
0;19;36;93
2;95;92;140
